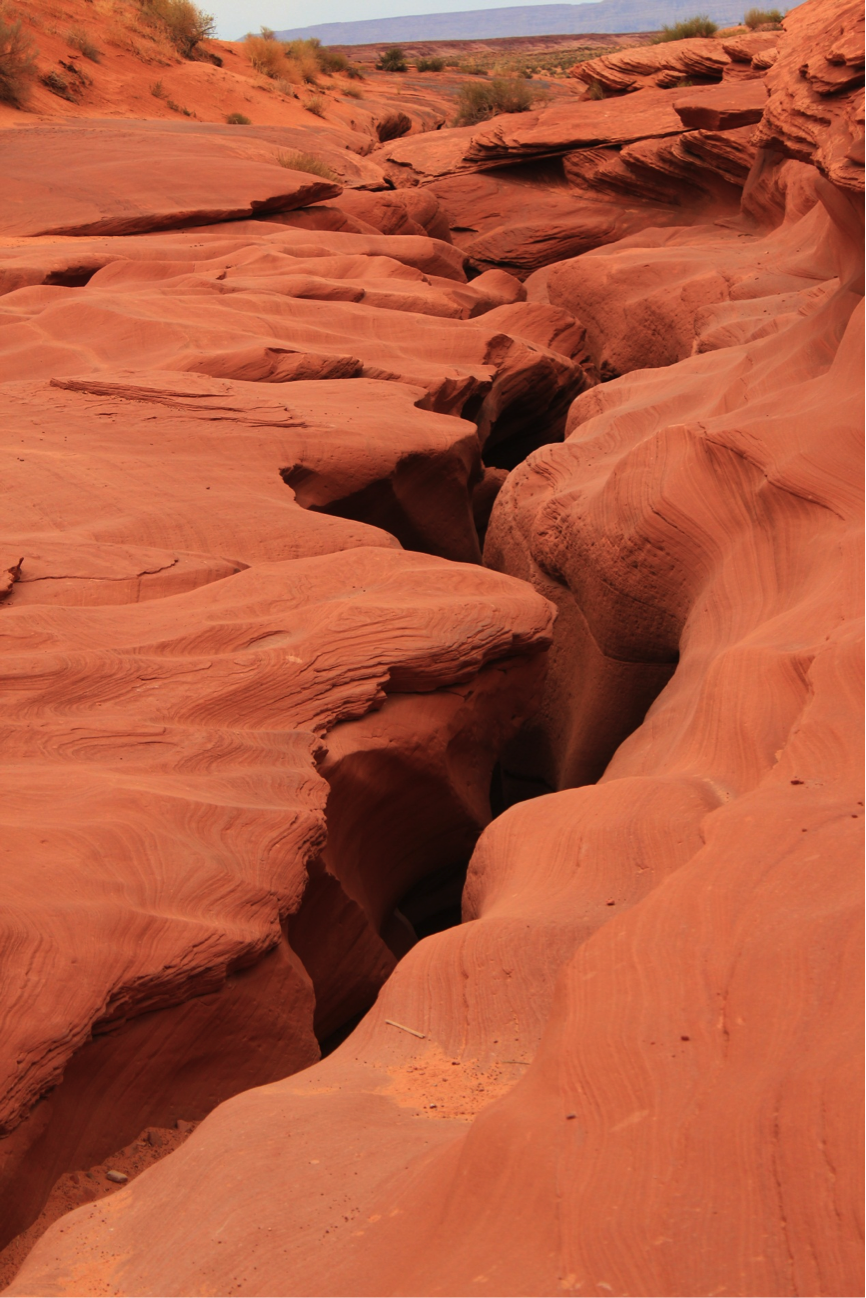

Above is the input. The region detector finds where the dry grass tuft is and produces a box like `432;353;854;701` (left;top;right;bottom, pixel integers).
453;76;536;125
67;26;101;61
744;6;783;25
0;10;37;106
275;149;337;179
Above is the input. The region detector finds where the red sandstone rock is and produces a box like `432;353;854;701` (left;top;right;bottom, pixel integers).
15;162;859;1298
535;194;847;377
377;86;741;186
0;229;585;461
754;0;864;191
0;1;862;1292
673;79;767;129
424;169;709;276
569;36;731;93
0;531;553;1245
0;124;344;238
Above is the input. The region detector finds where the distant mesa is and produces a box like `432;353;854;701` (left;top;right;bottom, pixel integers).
274;1;750;43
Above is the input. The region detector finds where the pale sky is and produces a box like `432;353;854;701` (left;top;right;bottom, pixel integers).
210;0;591;39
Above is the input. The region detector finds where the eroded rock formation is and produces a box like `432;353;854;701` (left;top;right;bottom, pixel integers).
0;0;862;1293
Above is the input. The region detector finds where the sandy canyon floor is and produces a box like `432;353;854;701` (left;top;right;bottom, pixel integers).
0;0;862;1293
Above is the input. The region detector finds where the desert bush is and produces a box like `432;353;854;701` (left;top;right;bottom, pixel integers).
141;0;214;58
244;36;313;85
245;33;288;76
653;14;718;39
0;11;37;106
151;78;166;95
376;46;406;71
304;93;325;115
275;149;337;179
317;46;348;72
743;6;783;25
584;79;605;99
453;76;535;125
226;110;250;123
343;85;363;97
67;27;101;61
457;56;488;74
415;55;444;71
282;38;322;82
345;63;365;78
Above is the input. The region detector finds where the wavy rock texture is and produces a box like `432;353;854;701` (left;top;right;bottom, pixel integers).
754;0;864;191
384;81;781;277
0;230;587;466
9;263;860;1294
1;0;863;1292
0;537;553;1244
569;34;734;91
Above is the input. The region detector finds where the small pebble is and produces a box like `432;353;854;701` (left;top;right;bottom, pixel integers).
105;1170;128;1184
176;1118;195;1134
565;1113;577;1120
146;1130;163;1148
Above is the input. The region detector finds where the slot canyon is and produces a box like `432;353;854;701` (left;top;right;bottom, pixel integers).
0;0;862;1293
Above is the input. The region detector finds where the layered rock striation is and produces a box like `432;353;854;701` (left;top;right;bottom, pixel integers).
0;0;863;1293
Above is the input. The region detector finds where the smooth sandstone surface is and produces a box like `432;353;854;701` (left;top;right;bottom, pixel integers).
0;125;344;238
0;0;863;1293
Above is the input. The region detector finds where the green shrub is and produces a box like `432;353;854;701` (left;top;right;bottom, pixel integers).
151;78;166;96
304;93;325;115
743;7;783;25
67;27;101;61
376;46;406;71
275;149;337;179
226;110;251;123
0;11;36;105
141;0;214;58
453;76;535;126
416;55;445;71
345;63;365;78
653;14;718;40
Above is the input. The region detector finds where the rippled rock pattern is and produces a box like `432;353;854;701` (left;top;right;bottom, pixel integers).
0;0;862;1293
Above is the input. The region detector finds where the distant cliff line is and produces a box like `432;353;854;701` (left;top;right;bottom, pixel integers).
275;0;749;43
